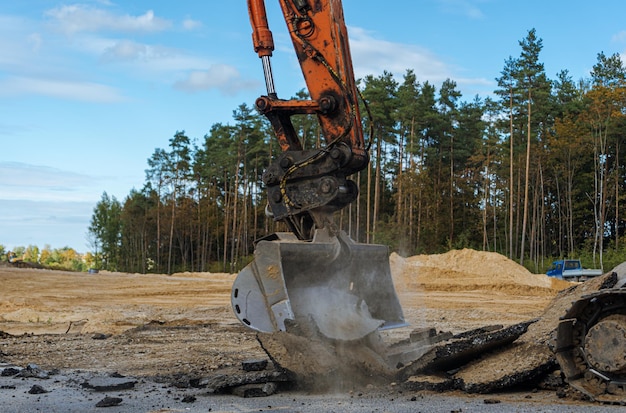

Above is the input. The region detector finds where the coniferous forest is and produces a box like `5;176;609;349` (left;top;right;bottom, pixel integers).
88;29;626;275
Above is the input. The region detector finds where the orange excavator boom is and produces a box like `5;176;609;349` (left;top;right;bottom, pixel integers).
245;0;370;239
232;0;405;342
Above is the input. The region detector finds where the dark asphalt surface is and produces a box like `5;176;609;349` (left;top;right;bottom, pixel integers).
1;363;623;413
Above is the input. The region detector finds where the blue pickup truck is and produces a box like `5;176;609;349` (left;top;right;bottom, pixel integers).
546;259;603;282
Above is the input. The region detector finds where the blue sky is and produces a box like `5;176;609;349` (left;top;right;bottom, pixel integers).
2;0;626;252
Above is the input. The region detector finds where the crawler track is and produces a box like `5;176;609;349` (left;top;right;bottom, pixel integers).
555;289;626;404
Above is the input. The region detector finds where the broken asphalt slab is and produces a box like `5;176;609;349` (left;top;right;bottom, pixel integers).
0;358;618;412
0;364;198;411
0;367;618;413
80;375;137;392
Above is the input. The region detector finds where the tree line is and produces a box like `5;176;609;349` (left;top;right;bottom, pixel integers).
88;29;626;275
0;244;90;271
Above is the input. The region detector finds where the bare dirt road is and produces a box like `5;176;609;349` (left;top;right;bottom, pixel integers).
2;249;619;412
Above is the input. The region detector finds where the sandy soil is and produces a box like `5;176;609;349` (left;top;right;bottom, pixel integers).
0;248;574;381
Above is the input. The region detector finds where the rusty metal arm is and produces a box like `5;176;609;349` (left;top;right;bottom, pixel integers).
247;0;368;239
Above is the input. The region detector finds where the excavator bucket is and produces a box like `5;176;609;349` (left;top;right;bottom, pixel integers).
231;229;406;341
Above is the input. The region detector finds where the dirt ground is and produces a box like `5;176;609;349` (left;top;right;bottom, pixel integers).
0;248;573;381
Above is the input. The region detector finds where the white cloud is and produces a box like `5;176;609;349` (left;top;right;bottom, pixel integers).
70;35;216;77
45;5;171;35
0;16;39;68
182;18;202;31
612;31;626;43
0;162;126;250
27;32;43;52
437;0;486;19
0;199;94;250
349;27;452;83
0;162;98;202
100;39;149;62
97;39;204;72
349;27;491;93
0;76;125;102
174;64;260;95
1;8;254;98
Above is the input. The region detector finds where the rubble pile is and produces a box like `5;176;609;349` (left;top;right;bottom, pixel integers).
256;250;622;400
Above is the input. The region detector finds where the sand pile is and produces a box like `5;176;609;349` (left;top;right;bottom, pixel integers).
391;248;571;296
